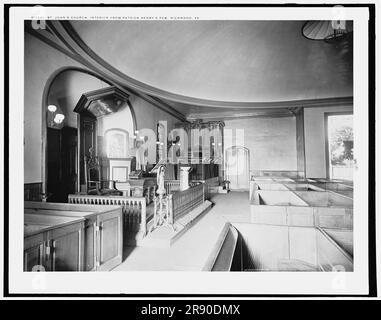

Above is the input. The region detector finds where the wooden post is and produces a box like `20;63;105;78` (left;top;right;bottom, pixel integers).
141;199;147;236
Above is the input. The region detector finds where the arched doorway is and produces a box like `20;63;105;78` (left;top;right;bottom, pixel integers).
225;146;250;190
43;67;136;201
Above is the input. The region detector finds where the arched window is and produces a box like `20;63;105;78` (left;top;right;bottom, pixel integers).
105;129;129;158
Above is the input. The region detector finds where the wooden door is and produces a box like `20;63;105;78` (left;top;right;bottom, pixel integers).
61;127;78;197
79;115;97;190
47;127;77;202
24;234;45;271
96;210;123;271
47;128;62;202
225;146;250;190
47;222;84;271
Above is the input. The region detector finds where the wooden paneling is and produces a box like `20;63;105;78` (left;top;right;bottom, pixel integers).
48;223;84;271
24;213;85;271
170;183;205;222
24;183;42;201
25;201;123;271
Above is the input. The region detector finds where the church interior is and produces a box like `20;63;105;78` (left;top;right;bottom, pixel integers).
23;19;354;272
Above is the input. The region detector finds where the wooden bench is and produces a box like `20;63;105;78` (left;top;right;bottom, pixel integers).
24;212;85;271
25;201;123;271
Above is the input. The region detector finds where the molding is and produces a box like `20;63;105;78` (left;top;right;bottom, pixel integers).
28;22;187;122
29;21;353;120
52;21;354;111
187;108;294;121
73;86;130;115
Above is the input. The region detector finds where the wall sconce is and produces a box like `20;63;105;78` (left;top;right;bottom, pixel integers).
47;104;65;127
48;104;57;113
54;113;65;124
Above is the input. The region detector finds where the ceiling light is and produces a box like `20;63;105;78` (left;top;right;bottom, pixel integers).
48;104;57;112
53;113;65;124
302;20;353;43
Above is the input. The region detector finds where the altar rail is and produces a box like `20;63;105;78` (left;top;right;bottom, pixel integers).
164;180;180;194
170;183;205;223
165;177;218;200
68;194;148;236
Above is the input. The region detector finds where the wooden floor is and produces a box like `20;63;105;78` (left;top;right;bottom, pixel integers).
113;191;250;271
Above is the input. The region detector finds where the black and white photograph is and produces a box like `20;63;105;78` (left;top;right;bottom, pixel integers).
1;1;378;300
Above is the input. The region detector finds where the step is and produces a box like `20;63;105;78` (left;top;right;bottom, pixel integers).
137;200;213;248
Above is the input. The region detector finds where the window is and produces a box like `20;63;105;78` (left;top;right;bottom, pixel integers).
105;129;129;158
327;114;354;180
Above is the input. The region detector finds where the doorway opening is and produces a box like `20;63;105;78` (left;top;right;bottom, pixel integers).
326;113;354;180
225;146;250;190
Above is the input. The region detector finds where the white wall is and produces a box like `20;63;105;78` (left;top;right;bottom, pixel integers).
24;33;87;183
304;105;353;178
48;70;110;128
131;94;179;132
224;117;297;172
24;33;183;184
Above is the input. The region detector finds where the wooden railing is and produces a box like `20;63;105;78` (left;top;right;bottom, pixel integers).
165;177;217;200
169;183;205;223
68;194;148;236
164;180;180;194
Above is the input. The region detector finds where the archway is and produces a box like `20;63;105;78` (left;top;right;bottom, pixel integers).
42;67;136;200
225;146;250;190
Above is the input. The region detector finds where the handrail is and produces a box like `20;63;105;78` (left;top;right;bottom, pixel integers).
169;183;205;223
164;180;180;194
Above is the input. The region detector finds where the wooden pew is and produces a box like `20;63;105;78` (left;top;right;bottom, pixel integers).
24;213;85;271
25;201;123;271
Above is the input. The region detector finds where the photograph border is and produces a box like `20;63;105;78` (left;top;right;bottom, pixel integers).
3;2;377;298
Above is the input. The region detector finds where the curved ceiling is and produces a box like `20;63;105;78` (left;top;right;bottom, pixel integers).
70;20;352;103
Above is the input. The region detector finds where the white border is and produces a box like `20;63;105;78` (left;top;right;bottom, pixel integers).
7;5;370;295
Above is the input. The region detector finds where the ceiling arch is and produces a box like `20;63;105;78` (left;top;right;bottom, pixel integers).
68;20;353;104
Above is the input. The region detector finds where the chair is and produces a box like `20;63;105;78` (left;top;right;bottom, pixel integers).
84;147;122;196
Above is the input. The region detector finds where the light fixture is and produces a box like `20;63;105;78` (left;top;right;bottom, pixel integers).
48;104;57;112
53;113;65;124
302;20;353;43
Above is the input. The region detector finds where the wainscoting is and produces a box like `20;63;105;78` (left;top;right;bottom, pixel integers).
24;182;43;201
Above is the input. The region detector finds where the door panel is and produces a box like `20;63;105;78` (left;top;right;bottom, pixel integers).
84;222;96;271
48;223;84;271
97;211;123;271
24;233;45;271
24;243;44;271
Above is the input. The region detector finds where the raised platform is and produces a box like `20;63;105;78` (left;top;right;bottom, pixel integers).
137;200;213;248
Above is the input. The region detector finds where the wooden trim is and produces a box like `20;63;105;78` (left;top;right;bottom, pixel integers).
24;183;43;201
324;111;353;179
295;108;306;179
73;86;130;115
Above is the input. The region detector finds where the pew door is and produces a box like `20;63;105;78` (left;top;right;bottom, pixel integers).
24;234;45;271
96;210;123;271
47;222;85;271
